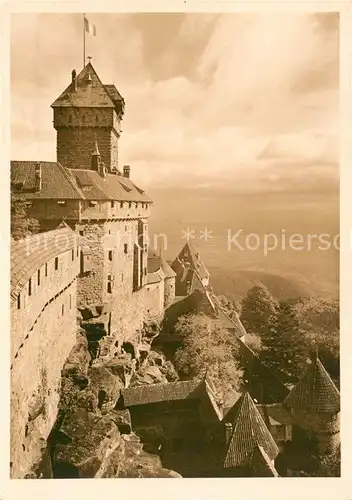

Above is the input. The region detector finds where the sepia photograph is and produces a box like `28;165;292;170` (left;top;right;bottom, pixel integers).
9;9;340;480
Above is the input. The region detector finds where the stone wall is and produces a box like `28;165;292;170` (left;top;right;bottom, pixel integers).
11;281;78;478
54;106;121;171
12;245;80;359
11;234;80;478
164;277;175;308
144;281;165;322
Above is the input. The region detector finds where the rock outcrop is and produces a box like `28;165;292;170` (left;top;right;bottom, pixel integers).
43;324;181;478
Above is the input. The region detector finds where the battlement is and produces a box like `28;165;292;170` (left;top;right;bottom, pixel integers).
11;226;80;477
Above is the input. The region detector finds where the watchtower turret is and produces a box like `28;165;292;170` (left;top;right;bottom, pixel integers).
283;354;340;455
51;62;125;172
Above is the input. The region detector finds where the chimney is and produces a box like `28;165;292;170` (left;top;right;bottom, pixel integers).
123;165;131;179
35;162;42;191
72;69;77;91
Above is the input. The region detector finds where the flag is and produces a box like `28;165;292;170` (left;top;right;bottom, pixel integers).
84;16;96;36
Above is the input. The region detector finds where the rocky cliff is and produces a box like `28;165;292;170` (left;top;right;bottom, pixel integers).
33;321;181;479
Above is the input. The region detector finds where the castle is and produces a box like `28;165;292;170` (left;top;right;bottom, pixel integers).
10;62;340;478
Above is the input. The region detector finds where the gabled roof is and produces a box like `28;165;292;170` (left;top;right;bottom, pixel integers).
70;169;151;202
11;162;151;203
172;242;209;281
11;161;85;200
120;376;222;421
251;445;279;477
283;356;340;413
223;392;279;469
11;225;79;302
160;258;176;279
51;63;116;108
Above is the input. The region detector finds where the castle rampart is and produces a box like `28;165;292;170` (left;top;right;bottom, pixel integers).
11;226;80;478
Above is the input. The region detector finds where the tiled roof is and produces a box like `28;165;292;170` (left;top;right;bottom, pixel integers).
121;379;201;406
51;63;115;108
257;403;293;427
223;392;279;469
71;169;151;202
251;445;279;477
283;356;340;413
104;84;124;106
148;256;162;274
147;272;163;285
11;162;151;203
11;226;79;302
11;161;85;200
160;258;176;279
172;242;209;282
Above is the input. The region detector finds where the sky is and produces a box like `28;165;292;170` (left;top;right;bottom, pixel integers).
10;12;339;192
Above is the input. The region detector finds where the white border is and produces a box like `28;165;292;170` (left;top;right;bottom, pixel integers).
1;1;351;499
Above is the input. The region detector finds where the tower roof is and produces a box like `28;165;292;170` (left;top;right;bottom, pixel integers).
51;63;123;109
223;392;279;469
283;356;340;413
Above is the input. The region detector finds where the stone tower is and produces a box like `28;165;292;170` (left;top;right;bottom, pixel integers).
51;63;125;171
283;355;340;455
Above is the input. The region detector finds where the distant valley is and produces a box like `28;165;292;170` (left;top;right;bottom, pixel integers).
148;187;339;301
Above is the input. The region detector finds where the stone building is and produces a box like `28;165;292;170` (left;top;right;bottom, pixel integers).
118;380;280;477
10;62;178;478
11;225;80;478
11;62;174;362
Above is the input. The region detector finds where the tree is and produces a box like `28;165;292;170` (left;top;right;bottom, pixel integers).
261;300;310;383
240;283;278;337
293;297;339;380
173;314;243;407
11;197;40;240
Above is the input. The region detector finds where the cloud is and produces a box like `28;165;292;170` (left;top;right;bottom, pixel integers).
11;12;339;192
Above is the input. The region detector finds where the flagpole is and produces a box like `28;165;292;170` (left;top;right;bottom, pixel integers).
83;13;85;69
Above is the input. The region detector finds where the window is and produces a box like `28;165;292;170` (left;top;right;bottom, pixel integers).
120;202;123;209
45;263;48;277
128;202;132;209
37;269;41;286
17;294;21;310
55;257;59;270
107;282;112;294
124;244;128;254
28;278;32;296
108;250;113;261
62;304;64;316
76;247;79;257
125;225;127;232
111;201;115;208
57;200;66;205
72;249;74;261
144;268;147;276
79;230;84;236
121;273;124;282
